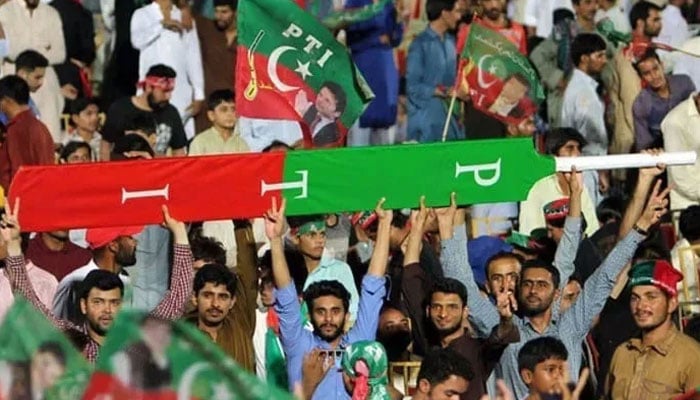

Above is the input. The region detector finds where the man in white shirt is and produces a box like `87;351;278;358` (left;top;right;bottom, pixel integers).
523;0;574;38
661;92;700;211
0;0;65;142
131;0;204;139
52;225;143;323
656;0;689;71
561;33;609;206
673;37;700;90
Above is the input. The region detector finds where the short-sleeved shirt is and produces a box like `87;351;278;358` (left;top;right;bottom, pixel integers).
102;97;187;154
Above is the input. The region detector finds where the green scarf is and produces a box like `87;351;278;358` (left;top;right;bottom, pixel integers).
341;341;390;400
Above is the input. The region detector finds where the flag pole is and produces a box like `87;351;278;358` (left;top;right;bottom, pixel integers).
441;90;458;142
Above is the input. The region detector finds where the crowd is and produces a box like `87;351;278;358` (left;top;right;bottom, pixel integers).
0;0;698;399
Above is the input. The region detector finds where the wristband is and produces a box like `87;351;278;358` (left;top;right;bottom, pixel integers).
632;223;648;236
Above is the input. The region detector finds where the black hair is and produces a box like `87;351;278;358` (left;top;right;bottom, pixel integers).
15;50;49;72
213;0;237;9
429;278;468;307
417;348;475;385
304;280;351;314
59;141;92;162
426;0;457;21
485;251;523;280
193;263;237;297
125;114;157;135
207;89;235;111
258;249;308;293
596;195;625;224
190;234;227;265
685;315;700;344
680;206;700;242
518;336;568;373
0;75;30;105
633;48;661;74
570;33;607;66
319;81;347;114
80;270;124;300
521;260;561;289
545;128;587;156
145;64;177;79
68;97;99;127
287;214;326;230
35;341;67;367
111;133;155;160
391;210;410;229
632;237;671;263
262;140;294;152
629;1;662;30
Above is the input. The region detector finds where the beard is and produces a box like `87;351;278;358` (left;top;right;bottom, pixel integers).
88;319;108;337
377;328;412;361
521;293;554;317
431;315;463;339
147;93;168;110
312;321;344;342
484;8;501;21
115;248;137;267
644;25;660;38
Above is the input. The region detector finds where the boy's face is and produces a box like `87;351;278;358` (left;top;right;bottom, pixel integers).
207;100;237;130
72;104;100;133
523;358;567;395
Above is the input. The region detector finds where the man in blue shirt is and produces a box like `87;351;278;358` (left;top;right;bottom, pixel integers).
264;198;392;399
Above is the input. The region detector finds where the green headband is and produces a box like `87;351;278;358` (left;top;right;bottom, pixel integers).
296;220;326;235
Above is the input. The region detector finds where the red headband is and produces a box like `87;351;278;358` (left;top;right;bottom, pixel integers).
138;76;175;91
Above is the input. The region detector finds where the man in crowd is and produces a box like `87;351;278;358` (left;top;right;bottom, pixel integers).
411;348;474;400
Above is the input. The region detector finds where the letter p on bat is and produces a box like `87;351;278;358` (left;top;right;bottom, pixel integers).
455;159;502;187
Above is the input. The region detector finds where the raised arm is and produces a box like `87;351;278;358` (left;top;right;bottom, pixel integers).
565;179;671;337
618;149;666;240
150;206;194;319
437;193;500;336
2;199;77;332
367;198;392;278
233;219;259;334
553;168;583;294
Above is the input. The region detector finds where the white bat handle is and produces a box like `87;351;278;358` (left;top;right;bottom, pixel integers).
555;151;697;172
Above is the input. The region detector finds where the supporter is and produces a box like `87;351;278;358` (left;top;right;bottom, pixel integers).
3;203;193;363
193;0;237;134
0;76;55;193
62;98;102;161
594;0;630;33
131;0;204;139
101;64;187;160
0;50;45;125
252;259;287;388
25;229;92;282
411;348;474;400
656;0;689;70
190;89;247;154
518;336;585;400
0;0;66;142
265;198;390;398
339;341;393;399
440;169;668;398
670;206;700;314
606;260;700;398
632;49;694;151
58;142;92;164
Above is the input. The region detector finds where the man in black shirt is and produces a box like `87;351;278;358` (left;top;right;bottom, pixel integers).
100;64;187;160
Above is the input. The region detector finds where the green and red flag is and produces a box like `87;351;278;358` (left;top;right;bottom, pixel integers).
236;0;374;147
0;297;92;400
458;22;544;125
81;312;294;400
321;0;393;30
8;140;695;231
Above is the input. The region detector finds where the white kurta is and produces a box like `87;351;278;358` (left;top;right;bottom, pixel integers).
130;2;204;139
0;0;65;142
657;4;690;72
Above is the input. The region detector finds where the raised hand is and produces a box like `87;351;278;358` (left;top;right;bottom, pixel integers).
636;179;671;232
639;148;666;179
495;285;517;320
563;166;583;195
162;205;188;244
1;197;20;243
435;192;457;239
409;196;429;233
264;197;287;240
374;197;393;224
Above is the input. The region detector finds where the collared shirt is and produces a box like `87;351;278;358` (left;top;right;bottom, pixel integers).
25;234;92;281
606;327;700;399
0;110;55;192
303;256;360;320
561;68;608;156
633;74;695;151
661;93;700;210
189;126;249;156
276;275;386;399
0;261;58;322
6;245;193;363
441;221;644;400
518;174;599;237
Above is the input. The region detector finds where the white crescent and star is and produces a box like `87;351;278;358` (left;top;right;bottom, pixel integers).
267;46;314;92
477;54;499;89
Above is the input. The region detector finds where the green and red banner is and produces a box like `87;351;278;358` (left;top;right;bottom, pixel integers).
82;312;293;400
0;298;92;400
459;22;544;125
236;0;374;147
9;139;555;231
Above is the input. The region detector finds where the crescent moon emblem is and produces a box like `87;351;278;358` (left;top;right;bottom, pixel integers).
177;362;210;400
477;54;499;90
268;46;299;92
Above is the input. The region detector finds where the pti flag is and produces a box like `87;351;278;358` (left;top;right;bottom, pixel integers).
0;298;92;400
236;0;374;147
459;22;544;124
82;311;294;400
321;0;393;30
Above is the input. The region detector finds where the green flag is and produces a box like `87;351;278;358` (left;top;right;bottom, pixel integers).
321;0;392;30
459;21;544;124
0;297;92;400
81;311;294;400
236;0;374;147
